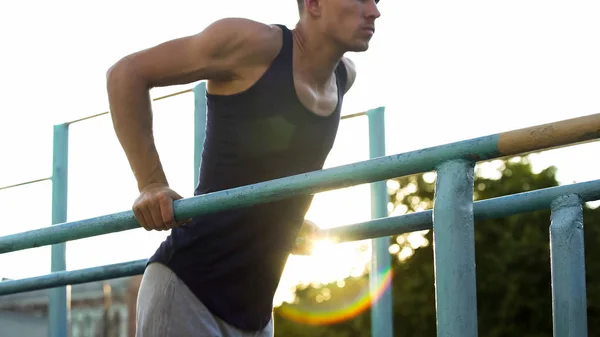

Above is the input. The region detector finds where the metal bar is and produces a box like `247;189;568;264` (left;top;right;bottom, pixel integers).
153;88;193;102
0;133;496;255
0;260;146;296
2;179;600;296
367;107;393;337
0;177;52;191
497;112;600;156
50;123;69;337
193;82;207;189
1;109;599;255
550;194;588;337
323;179;600;242
65;88;193;125
341;111;367;120
433;160;478;337
66;111;111;125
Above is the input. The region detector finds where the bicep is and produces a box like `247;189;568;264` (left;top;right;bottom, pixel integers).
108;18;275;88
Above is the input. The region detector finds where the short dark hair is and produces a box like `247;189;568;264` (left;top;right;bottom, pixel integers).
297;0;303;13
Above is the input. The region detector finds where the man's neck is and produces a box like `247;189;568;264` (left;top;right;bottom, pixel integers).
292;22;344;88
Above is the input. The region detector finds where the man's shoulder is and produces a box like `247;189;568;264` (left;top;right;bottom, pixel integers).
340;56;357;93
210;18;281;36
208;18;283;57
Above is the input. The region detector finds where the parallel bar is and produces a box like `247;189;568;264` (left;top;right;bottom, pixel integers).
65;88;193;125
153;88;193;102
367;107;393;337
433;160;478;337
0;260;146;296
193;82;207;189
1;112;599;255
0;177;52;191
50;123;69;337
550;194;588;337
341;111;367;120
2;180;600;296
497;112;600;156
0;134;497;255
0;173;598;259
324;179;600;242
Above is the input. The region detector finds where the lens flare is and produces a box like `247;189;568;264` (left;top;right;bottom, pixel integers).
276;266;393;325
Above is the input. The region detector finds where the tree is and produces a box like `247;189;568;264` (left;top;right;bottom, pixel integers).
273;157;600;336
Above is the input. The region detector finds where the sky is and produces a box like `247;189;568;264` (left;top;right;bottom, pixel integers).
0;0;599;306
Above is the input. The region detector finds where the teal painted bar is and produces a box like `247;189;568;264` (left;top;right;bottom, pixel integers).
0;260;146;295
2;179;600;296
50;123;69;337
550;194;588;337
367;107;393;337
324;179;600;243
193;82;207;189
433;160;478;337
0;133;501;255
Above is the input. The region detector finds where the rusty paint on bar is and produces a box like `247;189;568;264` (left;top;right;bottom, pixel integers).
497;113;600;156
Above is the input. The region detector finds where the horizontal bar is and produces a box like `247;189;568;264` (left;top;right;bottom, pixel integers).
0;135;496;254
66;90;366;126
0;177;52;191
2;179;599;296
325;179;600;242
66;88;193;125
0;112;598;255
0;260;146;296
341;111;367;120
497;113;600;156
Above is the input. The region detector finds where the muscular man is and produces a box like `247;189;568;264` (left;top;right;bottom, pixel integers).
106;0;380;336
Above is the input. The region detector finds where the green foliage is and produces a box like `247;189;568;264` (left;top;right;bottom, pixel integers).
274;157;600;336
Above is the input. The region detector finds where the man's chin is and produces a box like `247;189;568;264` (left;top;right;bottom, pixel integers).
347;42;371;53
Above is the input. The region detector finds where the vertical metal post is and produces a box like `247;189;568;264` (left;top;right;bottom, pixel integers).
433;159;478;337
550;194;587;337
50;123;69;337
367;107;393;337
193;82;207;189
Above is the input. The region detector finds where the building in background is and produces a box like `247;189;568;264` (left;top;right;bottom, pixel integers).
0;276;142;337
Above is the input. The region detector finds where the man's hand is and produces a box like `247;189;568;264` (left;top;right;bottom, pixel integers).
291;219;322;256
132;183;189;231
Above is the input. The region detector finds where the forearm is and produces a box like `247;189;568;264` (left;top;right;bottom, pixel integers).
107;63;168;191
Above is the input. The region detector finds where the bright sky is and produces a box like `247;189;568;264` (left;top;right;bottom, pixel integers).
1;0;599;306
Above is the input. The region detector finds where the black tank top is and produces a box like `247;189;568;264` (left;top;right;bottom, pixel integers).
149;24;348;331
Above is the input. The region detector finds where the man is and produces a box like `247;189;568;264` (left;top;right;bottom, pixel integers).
106;0;380;336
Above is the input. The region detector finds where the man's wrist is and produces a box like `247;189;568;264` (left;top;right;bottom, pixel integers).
137;174;169;192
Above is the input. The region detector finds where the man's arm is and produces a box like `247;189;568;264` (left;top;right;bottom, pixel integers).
106;18;279;230
107;18;277;191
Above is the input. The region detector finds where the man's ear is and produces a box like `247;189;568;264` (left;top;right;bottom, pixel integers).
305;0;323;17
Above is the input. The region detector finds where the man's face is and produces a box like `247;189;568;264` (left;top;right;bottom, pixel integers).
318;0;381;52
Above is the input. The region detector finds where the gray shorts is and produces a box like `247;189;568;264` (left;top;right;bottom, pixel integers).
136;262;274;337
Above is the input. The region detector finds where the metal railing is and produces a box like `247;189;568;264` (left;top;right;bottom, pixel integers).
0;80;598;337
0;81;393;337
